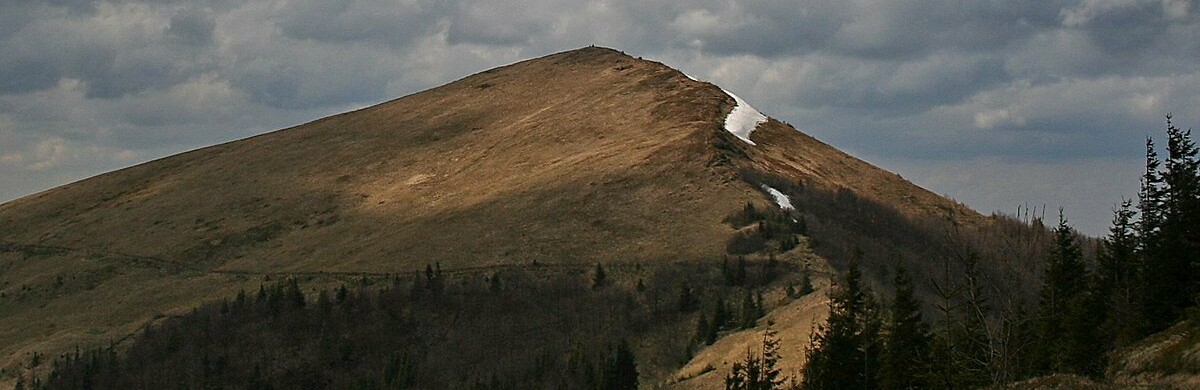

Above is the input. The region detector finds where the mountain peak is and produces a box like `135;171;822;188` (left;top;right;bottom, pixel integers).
0;48;979;371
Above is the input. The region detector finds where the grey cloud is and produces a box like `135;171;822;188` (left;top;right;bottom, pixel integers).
655;0;1071;59
0;57;61;94
759;52;1008;117
445;1;557;46
227;44;398;110
1061;1;1200;76
168;7;216;46
0;3;38;40
802;74;1200;166
82;57;178;99
276;0;445;47
1073;2;1172;53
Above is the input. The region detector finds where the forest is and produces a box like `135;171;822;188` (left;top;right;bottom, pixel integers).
19;240;807;389
773;115;1199;389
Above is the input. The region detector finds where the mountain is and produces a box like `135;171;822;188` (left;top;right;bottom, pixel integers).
0;47;995;388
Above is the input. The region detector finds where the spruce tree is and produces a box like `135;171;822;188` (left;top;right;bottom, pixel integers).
1160;114;1200;316
1140;115;1200;332
802;257;883;390
798;266;814;296
489;273;502;293
696;313;714;345
1139;135;1174;330
736;257;748;286
880;267;932;390
739;290;758;329
592;263;608;289
285;279;305;308
953;252;993;387
712;297;730;335
1138;137;1164;245
679;282;698;312
756;290;766;319
1099;199;1144;346
725;329;791;390
1033;212;1092;374
599;340;638;390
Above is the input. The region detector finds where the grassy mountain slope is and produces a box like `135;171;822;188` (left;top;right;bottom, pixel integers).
0;47;988;385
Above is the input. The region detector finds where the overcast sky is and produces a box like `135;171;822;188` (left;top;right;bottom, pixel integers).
2;0;1198;235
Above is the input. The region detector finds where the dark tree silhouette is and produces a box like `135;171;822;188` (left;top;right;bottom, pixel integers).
880;267;932;390
802;257;883;390
725;329;796;390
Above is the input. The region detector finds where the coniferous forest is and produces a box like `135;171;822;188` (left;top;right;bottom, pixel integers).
791;115;1200;389
26;253;800;389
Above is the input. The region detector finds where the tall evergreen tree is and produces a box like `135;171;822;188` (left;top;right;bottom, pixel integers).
952;252;994;387
739;290;759;329
712;297;731;335
1099;199;1144;346
1140;115;1200;332
802;257;883;390
798;266;814;296
696;313;714;345
880;267;932;390
679;282;698;312
726;329;794;390
592;263;608;289
599;340;638;390
1139;135;1175;330
1033;212;1095;375
1138;137;1164;245
1160;115;1200;312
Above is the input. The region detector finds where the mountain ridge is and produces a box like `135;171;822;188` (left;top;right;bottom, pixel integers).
0;46;986;386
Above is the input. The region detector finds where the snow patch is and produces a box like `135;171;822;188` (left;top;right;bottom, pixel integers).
678;72;767;145
721;89;768;145
762;185;794;211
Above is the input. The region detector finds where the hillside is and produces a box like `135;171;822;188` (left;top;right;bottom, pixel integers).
0;47;991;387
993;316;1200;390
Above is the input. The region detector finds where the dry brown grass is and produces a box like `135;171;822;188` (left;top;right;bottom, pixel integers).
0;47;986;386
1105;318;1200;389
668;242;833;389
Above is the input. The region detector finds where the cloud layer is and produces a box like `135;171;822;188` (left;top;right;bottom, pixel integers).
2;0;1198;234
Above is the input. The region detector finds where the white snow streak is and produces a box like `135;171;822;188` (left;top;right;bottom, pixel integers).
721;89;768;145
679;72;767;145
762;185;794;210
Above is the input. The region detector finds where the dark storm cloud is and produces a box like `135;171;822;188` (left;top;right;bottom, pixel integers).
229;54;394;110
0;58;61;94
656;0;1070;59
778;53;1010;115
1061;0;1200;76
276;0;446;47
444;2;554;46
167;7;216;46
2;0;1199;235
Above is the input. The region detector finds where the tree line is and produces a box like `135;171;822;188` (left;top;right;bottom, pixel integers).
20;252;810;389
785;115;1200;389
